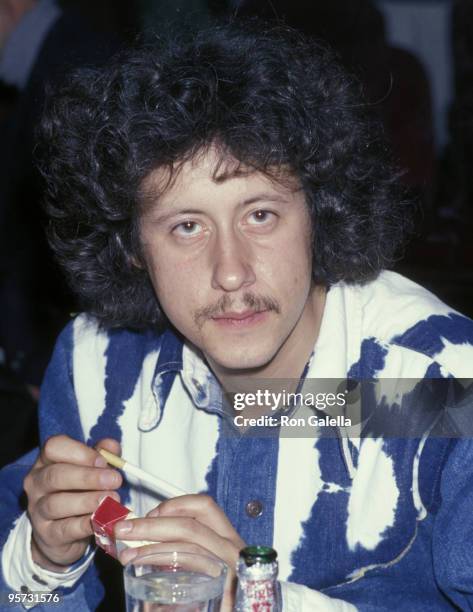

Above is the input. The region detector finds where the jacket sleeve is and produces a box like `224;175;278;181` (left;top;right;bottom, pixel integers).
0;320;106;611
432;438;473;610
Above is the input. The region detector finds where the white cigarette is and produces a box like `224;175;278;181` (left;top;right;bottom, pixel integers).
99;449;188;499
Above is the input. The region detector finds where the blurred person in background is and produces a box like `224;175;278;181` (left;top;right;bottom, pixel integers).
0;0;123;466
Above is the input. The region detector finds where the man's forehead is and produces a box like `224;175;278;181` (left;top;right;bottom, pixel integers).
139;146;302;210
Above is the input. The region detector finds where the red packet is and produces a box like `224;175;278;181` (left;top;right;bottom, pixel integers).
91;496;149;559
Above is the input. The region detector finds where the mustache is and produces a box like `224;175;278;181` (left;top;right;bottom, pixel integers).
194;293;280;329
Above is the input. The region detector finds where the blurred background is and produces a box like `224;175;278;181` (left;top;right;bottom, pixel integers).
0;0;472;467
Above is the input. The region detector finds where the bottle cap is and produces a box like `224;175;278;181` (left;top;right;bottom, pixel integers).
240;546;277;566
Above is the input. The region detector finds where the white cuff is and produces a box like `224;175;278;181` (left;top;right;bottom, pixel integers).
2;513;95;607
280;581;357;611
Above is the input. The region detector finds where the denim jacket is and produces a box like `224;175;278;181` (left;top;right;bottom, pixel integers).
1;271;473;611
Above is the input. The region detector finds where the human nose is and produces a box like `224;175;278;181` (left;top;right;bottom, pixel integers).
210;231;256;292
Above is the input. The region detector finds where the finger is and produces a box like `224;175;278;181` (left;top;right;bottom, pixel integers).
45;514;96;546
36;490;121;521
148;495;238;540
33;463;122;494
114;517;239;565
95;438;122;458
40;435;107;468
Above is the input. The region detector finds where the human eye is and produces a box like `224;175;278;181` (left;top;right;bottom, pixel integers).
171;220;203;237
246;209;277;226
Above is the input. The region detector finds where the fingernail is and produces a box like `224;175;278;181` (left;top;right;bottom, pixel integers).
120;548;138;565
95;455;107;468
100;470;120;487
115;521;133;536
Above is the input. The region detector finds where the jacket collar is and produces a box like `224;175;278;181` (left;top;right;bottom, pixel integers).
138;328;226;432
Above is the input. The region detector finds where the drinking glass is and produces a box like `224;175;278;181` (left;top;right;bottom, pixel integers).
123;551;227;611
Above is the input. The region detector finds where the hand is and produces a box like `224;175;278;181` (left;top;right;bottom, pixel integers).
23;435;122;570
115;494;245;611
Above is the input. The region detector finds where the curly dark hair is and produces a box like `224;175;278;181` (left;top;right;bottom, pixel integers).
40;18;411;330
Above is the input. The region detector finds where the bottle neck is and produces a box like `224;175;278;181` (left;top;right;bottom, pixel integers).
237;558;278;581
235;559;281;611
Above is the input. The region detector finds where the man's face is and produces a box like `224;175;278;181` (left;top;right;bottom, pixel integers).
139;148;320;375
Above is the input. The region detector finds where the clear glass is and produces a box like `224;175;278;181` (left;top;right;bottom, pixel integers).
123;551;227;611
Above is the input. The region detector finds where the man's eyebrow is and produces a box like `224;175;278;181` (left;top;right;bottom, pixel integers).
147;208;205;224
240;193;289;206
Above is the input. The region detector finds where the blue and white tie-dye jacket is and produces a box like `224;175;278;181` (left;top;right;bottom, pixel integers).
1;271;473;611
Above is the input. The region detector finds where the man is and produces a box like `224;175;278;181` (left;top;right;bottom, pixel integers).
0;20;472;611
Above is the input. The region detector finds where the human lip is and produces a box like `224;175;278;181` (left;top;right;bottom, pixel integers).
211;310;269;327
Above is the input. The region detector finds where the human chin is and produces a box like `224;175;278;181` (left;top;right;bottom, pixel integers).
196;324;280;371
202;340;277;372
